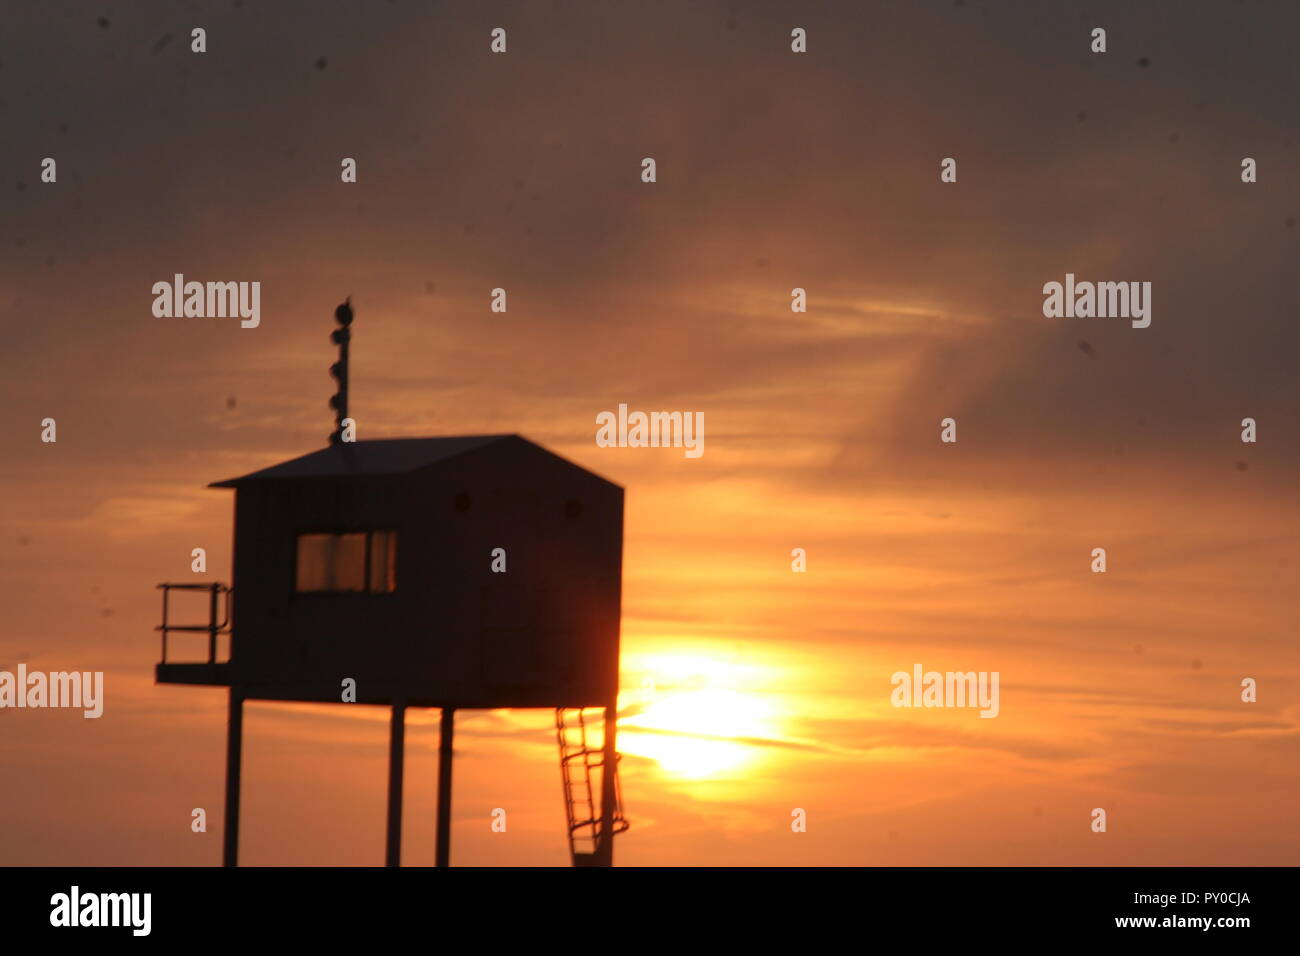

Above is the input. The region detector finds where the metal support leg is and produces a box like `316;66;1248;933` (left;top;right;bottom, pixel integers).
435;707;454;867
386;702;406;867
222;689;244;867
597;702;618;867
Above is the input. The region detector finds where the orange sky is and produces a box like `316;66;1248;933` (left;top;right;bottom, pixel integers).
1;0;1298;865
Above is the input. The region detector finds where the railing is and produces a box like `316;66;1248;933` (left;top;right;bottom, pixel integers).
156;582;231;665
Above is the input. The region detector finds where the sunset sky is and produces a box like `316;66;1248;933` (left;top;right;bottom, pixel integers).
2;0;1298;866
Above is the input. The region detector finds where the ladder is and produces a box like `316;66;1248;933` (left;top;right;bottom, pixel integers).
555;707;628;866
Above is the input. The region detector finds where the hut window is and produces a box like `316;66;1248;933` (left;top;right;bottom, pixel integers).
296;531;396;593
367;530;397;592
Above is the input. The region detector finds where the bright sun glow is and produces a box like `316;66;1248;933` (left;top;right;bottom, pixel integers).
617;652;782;780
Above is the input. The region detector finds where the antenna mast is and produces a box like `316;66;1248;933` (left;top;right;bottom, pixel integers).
329;298;353;444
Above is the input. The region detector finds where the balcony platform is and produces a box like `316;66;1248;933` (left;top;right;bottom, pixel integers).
156;661;233;686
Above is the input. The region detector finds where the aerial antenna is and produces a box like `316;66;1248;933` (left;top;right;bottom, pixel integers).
329;297;353;445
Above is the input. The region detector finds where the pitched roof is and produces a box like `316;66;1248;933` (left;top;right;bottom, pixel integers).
209;436;514;486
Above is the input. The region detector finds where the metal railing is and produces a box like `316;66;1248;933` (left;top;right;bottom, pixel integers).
156;582;231;664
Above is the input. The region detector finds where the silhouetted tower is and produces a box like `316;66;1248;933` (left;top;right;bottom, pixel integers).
155;300;628;866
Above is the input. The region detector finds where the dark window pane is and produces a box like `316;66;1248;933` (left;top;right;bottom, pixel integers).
332;533;367;591
296;532;367;592
369;530;397;592
295;534;333;591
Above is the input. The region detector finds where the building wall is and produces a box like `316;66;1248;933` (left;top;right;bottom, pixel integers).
226;442;622;708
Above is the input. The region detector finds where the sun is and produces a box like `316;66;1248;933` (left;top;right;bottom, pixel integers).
617;653;782;780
